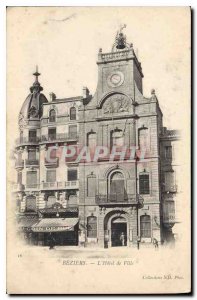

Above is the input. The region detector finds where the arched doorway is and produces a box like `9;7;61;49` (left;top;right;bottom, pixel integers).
111;216;127;247
104;211;129;248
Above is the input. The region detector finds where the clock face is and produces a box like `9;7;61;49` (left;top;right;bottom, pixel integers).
107;71;124;87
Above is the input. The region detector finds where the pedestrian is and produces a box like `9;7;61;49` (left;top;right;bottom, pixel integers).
49;233;55;250
120;232;125;246
153;238;159;249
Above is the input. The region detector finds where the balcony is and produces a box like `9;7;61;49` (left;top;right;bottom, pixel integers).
40;133;78;144
25;184;40;190
41;180;79;190
15;159;24;169
12;183;24;192
44;158;59;168
15;137;40;146
25;159;39;167
95;194;143;206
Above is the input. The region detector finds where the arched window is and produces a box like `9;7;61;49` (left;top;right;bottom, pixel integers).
87;132;96;149
70;107;76;120
87;216;97;238
110;129;124;150
140;215;151;238
49;109;56;122
26;196;36;212
109;171;125;202
138;127;148;150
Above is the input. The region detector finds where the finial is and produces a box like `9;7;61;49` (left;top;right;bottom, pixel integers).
33;65;41;82
30;65;43;93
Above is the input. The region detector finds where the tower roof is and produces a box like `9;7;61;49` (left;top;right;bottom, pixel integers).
19;67;48;122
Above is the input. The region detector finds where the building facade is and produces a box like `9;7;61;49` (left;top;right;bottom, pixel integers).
13;29;180;248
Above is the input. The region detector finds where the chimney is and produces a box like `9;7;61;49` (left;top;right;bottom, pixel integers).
83;87;90;99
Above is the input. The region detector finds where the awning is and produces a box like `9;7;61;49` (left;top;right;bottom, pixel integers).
31;218;79;232
17;217;39;232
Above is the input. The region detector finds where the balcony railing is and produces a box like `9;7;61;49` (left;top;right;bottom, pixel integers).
15;137;40;146
95;194;143;206
25;159;39;167
15;159;24;169
41;133;78;143
41;180;79;190
26;184;40;189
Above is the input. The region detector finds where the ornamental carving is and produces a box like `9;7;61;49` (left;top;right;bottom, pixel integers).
18;112;28;129
103;94;130;114
28;106;39;118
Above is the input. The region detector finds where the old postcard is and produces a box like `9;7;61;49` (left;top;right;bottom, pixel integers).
7;6;191;294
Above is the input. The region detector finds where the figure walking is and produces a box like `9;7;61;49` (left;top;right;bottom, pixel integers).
49;233;56;250
153;238;159;249
120;232;125;246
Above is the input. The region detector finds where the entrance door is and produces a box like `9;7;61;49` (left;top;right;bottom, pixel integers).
111;217;127;247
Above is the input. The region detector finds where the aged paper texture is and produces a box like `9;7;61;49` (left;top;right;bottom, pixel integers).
7;7;191;294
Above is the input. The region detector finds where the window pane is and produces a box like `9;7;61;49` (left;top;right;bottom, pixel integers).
29;130;36;142
140;215;151;238
46;170;56;182
87;176;96;197
69;125;77;138
139;174;149;194
70;107;76;120
68;169;77;181
49;109;56;122
26;196;36;212
26;171;37;185
28;149;36;160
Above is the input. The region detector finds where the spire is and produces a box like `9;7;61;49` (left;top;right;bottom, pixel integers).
30;65;43;93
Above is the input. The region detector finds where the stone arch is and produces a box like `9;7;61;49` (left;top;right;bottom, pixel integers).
104;210;130;247
103;164;130;180
98;91;133;109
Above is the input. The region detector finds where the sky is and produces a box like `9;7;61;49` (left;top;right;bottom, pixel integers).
7;6;190;147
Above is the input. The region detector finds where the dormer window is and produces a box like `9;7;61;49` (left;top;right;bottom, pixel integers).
49;109;56;122
70;107;76;120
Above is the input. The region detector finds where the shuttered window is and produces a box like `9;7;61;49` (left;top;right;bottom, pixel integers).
140;215;151;238
87;176;96;197
139;174;150;194
87;216;97;238
70;107;76;120
46;169;56;182
26;171;37;187
69;125;77;138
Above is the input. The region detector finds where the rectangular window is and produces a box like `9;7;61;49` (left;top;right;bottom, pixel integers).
140;215;151;238
87;216;97;238
29;130;37;142
139;174;150;194
26;171;37;187
46;169;56;182
165;146;172;159
28;149;36;160
68;169;77;181
48;128;56;141
87;176;96;197
69;125;77;138
164;171;175;191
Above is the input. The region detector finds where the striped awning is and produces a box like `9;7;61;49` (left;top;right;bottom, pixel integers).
31;218;79;232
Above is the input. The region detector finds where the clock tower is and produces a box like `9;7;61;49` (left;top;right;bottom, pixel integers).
92;26;144;106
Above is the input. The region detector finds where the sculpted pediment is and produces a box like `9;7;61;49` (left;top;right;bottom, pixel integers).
102;93;131;115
